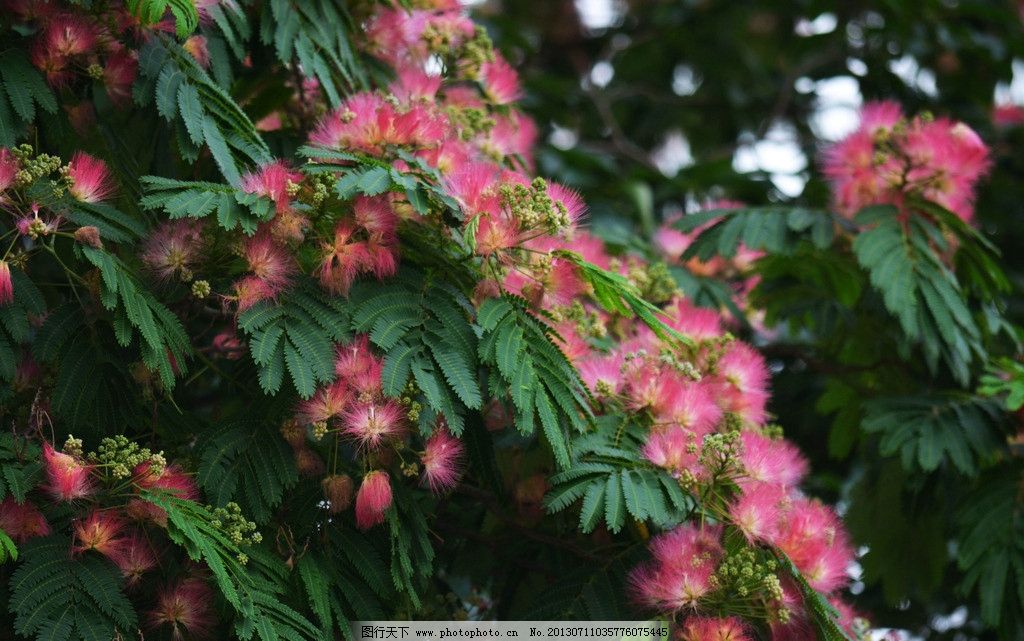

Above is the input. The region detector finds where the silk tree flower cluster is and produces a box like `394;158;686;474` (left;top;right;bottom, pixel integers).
0;0;882;637
0;434;246;639
218;3;869;638
822;100;990;222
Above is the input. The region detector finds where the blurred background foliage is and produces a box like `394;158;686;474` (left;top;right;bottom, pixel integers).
474;1;1024;638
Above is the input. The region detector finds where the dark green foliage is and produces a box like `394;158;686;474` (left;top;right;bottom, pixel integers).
139;176;276;234
349;271;480;434
386;485;436;610
0;50;58;147
258;0;369;106
0;434;41;504
197;419;299;523
518;550;639;620
142;493;323;641
80;246;191;389
852;206;985;384
135;36;272;185
8;536;137;641
674;206;839;260
979;357;1024;411
557;251;692;345
237;281;352;398
957;471;1024;635
544;418;693;533
861;395;1001;476
477;295;593;469
125;0;200;38
0;268;45;386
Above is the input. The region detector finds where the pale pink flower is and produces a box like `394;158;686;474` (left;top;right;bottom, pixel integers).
630;525;723;611
0;148;19;192
243;231;295;290
421;429;465;493
738;431;808;488
342;401;406;450
318;222;369;294
728;481;787;543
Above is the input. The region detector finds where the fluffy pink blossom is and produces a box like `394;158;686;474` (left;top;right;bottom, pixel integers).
243;231;295;290
297;381;351;425
652;378;723;432
241;161;302;213
480;55;522;104
772;498;853;593
421;428;465;493
111;531;158;585
133;462;199;500
641;426;703;475
335;335;380;379
716;342;771;424
0;261;12;306
822;101;990;221
343;401;407;450
141;219;205;281
45;14;97;57
662;298;723;341
0;148;19;192
728;481;787;543
0;497;50;542
355;470;392;530
42;442;94;501
74;509;127;559
738;431;808;488
318;222;369;294
629;525;723;611
391;68;442;103
309;93;447;155
148;578;217;640
681;617;752;641
578;353;624;398
67;152;116;203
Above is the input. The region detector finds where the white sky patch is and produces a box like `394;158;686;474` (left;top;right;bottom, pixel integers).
590;61;614;88
574;0;623;31
652;130;694;177
733;122;808;197
424;54;445;77
888;54;938;97
847;57;868;76
931;607;969;633
672;64;701;96
811;75;863;141
995;58;1024;104
795;12;837;37
548;125;579;150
